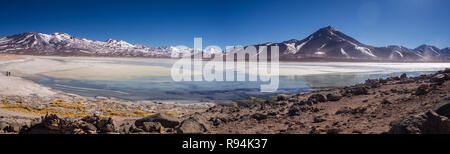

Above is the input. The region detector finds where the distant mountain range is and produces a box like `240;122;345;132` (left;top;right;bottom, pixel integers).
253;26;449;61
0;26;449;61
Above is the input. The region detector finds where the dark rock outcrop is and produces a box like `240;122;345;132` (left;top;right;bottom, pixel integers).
306;94;327;104
389;101;450;134
251;113;268;121
344;86;369;96
25;114;117;134
176;114;211;134
135;113;180;128
326;93;342;101
288;104;302;116
415;84;429;95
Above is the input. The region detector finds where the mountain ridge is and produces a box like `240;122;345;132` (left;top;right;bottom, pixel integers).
0;26;449;61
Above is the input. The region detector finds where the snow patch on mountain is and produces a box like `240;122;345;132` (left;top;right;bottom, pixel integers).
340;48;349;57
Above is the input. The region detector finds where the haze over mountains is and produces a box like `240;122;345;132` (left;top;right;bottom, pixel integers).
0;26;448;61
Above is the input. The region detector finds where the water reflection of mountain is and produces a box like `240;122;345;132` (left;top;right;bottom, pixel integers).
283;73;371;89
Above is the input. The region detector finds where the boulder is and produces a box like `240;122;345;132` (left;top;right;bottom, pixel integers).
0;121;8;131
335;107;366;115
251;113;268;121
400;73;407;79
389;101;450;134
430;74;446;84
177;114;211;134
313;116;325;123
25;114;71;134
389;110;450;134
350;107;367;114
307;94;327;104
276;94;289;101
141;122;162;132
434;102;450;119
96;118;116;133
335;107;352;115
415;84;429;96
326;93;342;101
364;79;380;88
288;104;302;116
82;123;97;134
25;114;114;134
135;113;180;128
345;87;369;96
177;119;205;134
81;115;116;133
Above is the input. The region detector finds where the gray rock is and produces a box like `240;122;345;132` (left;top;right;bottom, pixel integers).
189;114;212;131
307;94;327;104
0;121;9;131
141;122;162;132
335;107;352;115
288;104;302;116
276;94;289;101
102;124;116;133
177;119;205;134
415;84;429;95
251;113;268;121
176;114;212;134
346;87;369;95
313;116;326;123
389;110;450;134
326;93;342;101
119;124;131;134
83;123;97;132
434;101;450;118
430;74;446;84
400;73;407;79
135;113;180;128
389;101;450;134
30;118;42;127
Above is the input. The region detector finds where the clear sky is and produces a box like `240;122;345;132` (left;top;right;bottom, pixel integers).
0;0;449;49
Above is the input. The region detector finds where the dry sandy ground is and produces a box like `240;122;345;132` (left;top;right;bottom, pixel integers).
204;70;450;134
0;56;55;97
0;54;27;60
1;56;172;80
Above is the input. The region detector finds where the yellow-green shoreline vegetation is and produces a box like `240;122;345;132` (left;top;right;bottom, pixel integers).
100;107;155;118
50;99;86;110
233;96;267;107
0;96;181;118
0;97;89;117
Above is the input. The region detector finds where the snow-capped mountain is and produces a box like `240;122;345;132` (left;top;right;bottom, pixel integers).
441;47;450;57
0;32;192;58
249;26;448;61
0;27;449;61
413;45;442;57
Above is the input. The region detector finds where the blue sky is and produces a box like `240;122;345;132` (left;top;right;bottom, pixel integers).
0;0;449;48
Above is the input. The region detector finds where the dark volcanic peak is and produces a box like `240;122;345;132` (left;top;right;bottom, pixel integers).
317;25;338;33
282;39;301;44
413;44;441;56
249;26;449;61
266;26;378;59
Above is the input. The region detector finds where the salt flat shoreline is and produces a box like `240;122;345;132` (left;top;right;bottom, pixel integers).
0;54;214;121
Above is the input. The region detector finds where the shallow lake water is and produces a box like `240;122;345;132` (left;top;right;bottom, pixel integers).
31;57;450;103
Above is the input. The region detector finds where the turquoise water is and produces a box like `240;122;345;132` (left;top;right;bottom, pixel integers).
30;58;449;103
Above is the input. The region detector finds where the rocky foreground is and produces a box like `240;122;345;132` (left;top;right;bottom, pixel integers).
1;69;450;134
